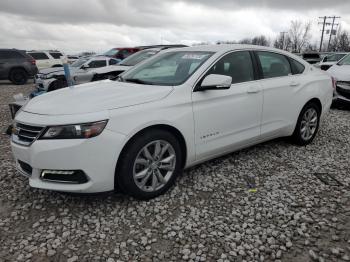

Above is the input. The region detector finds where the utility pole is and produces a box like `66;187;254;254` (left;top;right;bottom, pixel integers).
280;32;288;50
318;16;327;52
327;16;340;52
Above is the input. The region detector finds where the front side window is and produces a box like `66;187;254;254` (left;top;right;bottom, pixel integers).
257;51;292;79
206;51;255;84
88;60;107;68
122;51;213;86
109;59;118;65
28;52;49;60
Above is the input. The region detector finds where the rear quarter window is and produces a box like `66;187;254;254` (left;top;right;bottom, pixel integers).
49;52;63;59
289;58;305;75
29;52;49;60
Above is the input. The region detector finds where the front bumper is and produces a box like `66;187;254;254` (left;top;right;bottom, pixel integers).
333;83;350;105
11;125;126;193
34;77;54;91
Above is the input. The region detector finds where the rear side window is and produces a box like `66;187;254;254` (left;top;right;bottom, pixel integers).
256;51;292;79
88;60;107;68
0;50;24;59
289;58;305;75
29;52;49;60
49;52;63;59
207;51;255;84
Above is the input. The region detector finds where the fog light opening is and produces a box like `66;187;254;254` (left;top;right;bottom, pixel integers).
41;170;88;184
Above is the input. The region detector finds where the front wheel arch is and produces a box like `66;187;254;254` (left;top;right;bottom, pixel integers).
114;125;187;190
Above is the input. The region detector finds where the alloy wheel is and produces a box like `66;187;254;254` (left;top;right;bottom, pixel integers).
133;140;176;192
300;108;318;141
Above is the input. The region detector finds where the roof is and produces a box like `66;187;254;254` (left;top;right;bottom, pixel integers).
165;44;288;53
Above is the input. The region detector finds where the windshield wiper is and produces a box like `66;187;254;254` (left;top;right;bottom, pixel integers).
124;78;154;85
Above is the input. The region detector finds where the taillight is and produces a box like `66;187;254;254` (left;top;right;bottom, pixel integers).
31;59;36;65
331;77;337;89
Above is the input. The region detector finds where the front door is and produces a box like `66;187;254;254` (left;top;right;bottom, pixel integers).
192;51;263;160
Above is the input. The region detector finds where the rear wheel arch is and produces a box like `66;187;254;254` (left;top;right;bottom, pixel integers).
114;124;188;189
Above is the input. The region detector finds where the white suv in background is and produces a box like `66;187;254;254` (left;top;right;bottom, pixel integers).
27;50;64;69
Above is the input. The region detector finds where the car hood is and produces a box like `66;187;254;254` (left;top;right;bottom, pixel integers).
39;67;79;76
22;80;174;115
327;65;350;81
92;65;131;74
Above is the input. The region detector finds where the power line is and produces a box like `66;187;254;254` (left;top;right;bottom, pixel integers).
318;16;341;52
327;16;340;51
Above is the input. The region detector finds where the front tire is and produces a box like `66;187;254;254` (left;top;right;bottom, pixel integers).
116;129;183;200
291;102;321;145
9;68;28;85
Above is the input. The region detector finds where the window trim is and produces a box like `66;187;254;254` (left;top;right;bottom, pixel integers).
254;50;293;80
193;49;259;92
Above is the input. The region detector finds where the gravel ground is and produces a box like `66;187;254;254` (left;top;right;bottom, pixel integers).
0;80;350;262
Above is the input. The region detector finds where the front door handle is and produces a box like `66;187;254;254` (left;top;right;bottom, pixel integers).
247;86;260;93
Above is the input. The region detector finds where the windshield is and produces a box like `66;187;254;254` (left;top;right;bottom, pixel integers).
326;53;346;62
338;54;350;65
119;50;158;66
71;58;89;67
121;51;213;86
103;49;119;57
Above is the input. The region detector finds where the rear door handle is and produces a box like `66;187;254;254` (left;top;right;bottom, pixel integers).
247;86;260;93
290;81;300;87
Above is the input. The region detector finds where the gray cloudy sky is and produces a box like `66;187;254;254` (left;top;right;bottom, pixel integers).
0;0;349;53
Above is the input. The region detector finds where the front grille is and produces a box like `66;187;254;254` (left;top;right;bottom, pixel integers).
336;81;350;100
12;122;45;146
18;160;32;176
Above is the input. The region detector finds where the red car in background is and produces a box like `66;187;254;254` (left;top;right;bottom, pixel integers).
103;47;140;60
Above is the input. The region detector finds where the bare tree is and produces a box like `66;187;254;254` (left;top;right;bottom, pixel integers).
274;33;291;50
251;35;270;46
238;38;252;45
289;20;311;53
329;26;350;52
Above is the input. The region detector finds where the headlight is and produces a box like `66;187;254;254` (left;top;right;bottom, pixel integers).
39;120;108;140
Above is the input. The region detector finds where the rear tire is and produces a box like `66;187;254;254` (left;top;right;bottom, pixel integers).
116;129;183;200
291;102;321;145
9;68;28;85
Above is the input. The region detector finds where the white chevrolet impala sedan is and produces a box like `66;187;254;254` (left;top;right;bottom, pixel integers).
11;45;333;199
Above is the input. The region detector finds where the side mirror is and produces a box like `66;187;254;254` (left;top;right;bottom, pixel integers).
81;65;89;70
323;57;328;62
197;74;232;91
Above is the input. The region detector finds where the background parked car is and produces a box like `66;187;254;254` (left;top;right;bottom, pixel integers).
35;56;121;91
302;52;321;64
316;52;348;71
103;47;140;60
0;49;38;84
27;50;64;69
328;53;350;106
106;46;186;77
67;55;80;64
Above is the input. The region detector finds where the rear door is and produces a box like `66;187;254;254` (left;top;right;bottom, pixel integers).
255;51;306;138
192;51;263;160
